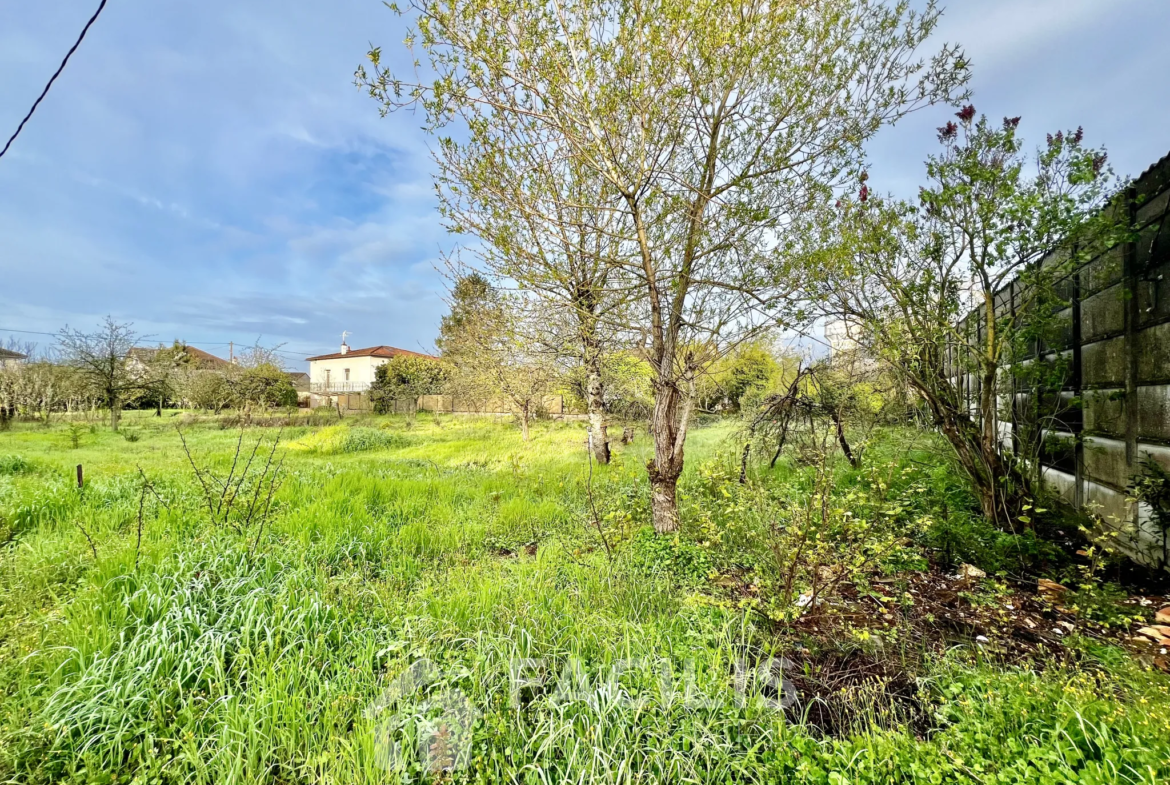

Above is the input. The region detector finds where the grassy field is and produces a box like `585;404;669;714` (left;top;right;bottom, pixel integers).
1;412;1168;784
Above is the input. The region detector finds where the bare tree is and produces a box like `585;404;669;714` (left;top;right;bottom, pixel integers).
233;340;287;370
58;317;143;430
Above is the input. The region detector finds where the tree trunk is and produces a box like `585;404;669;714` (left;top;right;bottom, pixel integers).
521;401;531;441
648;378;692;534
833;411;858;468
924;386;1028;531
110;396;120;431
584;360;610;464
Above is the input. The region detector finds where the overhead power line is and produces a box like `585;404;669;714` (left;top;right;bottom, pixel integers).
0;0;109;161
0;327;327;361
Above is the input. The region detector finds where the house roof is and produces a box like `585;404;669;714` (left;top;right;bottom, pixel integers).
184;346;231;368
305;345;437;362
0;348;27;360
286;371;310;390
129;345;230;369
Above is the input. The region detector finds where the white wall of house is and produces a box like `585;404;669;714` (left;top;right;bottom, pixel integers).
308;355;388;391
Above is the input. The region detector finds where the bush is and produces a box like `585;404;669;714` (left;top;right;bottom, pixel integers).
234;363;298;409
0;454;31;475
369;355;448;414
626;526;713;584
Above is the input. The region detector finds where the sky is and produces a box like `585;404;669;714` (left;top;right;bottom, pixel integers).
1;0;1168;369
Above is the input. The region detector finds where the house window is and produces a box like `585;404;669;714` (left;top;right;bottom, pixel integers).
344;368;350;381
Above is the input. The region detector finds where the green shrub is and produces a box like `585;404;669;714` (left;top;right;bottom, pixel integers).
626;526;713;584
0;455;30;475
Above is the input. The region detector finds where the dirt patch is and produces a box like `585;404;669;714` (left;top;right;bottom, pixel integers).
711;566;1170;737
773;569;1169;666
783;649;934;738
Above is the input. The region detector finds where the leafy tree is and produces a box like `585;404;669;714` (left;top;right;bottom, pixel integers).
184;370;235;413
361;0;969;531
58;317;143;430
438;274;557;440
369;355;450;414
694;340;781;413
232;363;298;410
808;109;1117;529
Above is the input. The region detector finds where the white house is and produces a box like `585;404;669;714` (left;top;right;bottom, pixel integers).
306;342;436;397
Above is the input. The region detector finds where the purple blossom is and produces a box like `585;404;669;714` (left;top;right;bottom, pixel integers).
1092;154;1108;175
937;121;958;142
859;184;869;203
1073;126;1084;144
1003;116;1021;130
956;105;976;123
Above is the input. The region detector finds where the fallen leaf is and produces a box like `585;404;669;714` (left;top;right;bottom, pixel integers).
1155;606;1170;625
1038;579;1068;600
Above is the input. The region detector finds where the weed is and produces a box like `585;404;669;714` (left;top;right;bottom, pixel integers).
0;415;1165;784
0;454;30;474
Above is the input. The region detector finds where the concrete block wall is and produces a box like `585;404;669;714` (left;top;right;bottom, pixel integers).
952;151;1170;570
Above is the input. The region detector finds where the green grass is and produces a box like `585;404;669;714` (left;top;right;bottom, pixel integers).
0;411;1167;784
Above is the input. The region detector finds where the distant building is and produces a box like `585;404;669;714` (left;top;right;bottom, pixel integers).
824;318;862;357
306;342;436;397
286;371;311;407
0;348;27;370
127;344;230;372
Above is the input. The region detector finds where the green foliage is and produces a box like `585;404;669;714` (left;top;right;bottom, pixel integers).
286;425;409;454
0;454;31;474
0;416;1167;784
695;341;781;412
1129;455;1170;540
626;526;713;584
182;369;234;411
808;109;1118;531
369;355;449;413
234;362;298;409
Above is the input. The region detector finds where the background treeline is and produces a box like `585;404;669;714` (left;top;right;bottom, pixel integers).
0;322;297;430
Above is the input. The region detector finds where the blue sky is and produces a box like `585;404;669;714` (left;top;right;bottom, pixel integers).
1;0;1168;369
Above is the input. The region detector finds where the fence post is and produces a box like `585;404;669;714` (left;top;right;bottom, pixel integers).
1122;187;1141;537
1124;187;1140;473
1070;258;1084;507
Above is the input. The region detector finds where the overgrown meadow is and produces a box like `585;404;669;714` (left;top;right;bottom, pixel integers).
0;413;1168;784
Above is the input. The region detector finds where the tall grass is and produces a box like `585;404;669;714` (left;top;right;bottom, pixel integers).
0;414;1166;783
